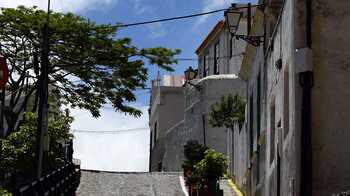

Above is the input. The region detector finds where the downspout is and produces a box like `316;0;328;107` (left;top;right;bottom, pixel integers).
299;71;313;196
202;114;206;146
231;125;234;179
149;130;152;172
300;0;313;195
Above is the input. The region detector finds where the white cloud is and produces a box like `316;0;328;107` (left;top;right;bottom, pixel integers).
161;0;175;9
194;0;234;28
69;105;150;172
70;105;149;131
0;0;117;13
133;0;167;39
148;22;166;39
133;0;155;16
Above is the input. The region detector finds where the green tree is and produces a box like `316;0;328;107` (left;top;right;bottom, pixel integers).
1;112;74;174
208;93;246;131
0;6;181;135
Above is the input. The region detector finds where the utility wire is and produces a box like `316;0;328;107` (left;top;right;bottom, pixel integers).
52;4;264;33
71;127;149;134
110;9;227;28
175;53;244;61
102;105;149;109
53;8;227;33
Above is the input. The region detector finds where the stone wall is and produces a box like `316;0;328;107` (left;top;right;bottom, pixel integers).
162;75;246;172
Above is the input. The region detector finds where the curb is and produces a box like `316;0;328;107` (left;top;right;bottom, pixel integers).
228;179;244;196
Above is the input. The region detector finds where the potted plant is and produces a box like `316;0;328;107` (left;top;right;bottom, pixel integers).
194;149;228;196
182;140;208;196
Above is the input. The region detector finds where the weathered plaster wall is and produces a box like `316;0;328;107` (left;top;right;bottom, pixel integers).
232;122;249;193
240;0;297;195
193;76;246;153
162;75;246;171
149;86;184;171
310;1;350;195
229;20;248;75
162;121;186;172
262;0;297;195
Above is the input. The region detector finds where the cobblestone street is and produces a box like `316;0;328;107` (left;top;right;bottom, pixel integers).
76;170;239;196
76;171;185;196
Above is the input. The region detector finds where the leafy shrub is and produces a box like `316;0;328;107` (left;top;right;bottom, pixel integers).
194;149;228;185
1;111;74;174
182;140;208;192
182;141;228;191
0;186;11;195
183;140;208;164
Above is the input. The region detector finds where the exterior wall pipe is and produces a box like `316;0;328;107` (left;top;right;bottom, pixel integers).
202;114;206;146
300;0;313;195
149;131;152;172
299;71;313;196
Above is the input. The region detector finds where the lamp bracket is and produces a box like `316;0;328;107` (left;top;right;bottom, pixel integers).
187;81;201;91
233;34;264;47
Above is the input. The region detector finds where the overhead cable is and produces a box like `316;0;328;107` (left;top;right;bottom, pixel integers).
71;127;149;134
53;8;227;33
81;4;264;31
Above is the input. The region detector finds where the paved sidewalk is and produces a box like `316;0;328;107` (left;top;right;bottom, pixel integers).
220;179;239;196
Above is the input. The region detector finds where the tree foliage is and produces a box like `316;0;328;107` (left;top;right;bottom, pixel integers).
208;93;246;131
0;6;181;134
183;140;208;164
1;112;74;174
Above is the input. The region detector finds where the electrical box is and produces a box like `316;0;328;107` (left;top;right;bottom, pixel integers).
295;47;313;73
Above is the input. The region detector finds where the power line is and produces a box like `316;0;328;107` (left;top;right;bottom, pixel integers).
111;9;227;28
102;105;149;109
175;53;244;61
52;4;264;33
54;8;227;33
71;127;149;134
135;91;151;96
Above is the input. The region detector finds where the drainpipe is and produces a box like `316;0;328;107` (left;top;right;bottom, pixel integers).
299;71;313;196
202;114;206;146
300;0;313;195
149;130;152;172
231;125;235;179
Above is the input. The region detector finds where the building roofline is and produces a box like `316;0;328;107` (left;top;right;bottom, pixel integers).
195;20;227;55
195;16;255;56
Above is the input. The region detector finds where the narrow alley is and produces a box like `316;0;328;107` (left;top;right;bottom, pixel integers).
76;170;239;196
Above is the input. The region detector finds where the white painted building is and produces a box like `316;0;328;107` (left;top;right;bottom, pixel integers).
148;75;185;172
234;0;350;195
162;15;251;171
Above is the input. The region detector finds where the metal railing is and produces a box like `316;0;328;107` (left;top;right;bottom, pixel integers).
11;162;76;196
1;139;74;189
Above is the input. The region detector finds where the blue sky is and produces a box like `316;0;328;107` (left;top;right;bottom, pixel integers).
1;0;257;172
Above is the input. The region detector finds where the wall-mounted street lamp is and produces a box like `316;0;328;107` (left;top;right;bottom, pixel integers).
184;66;201;91
224;3;265;47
